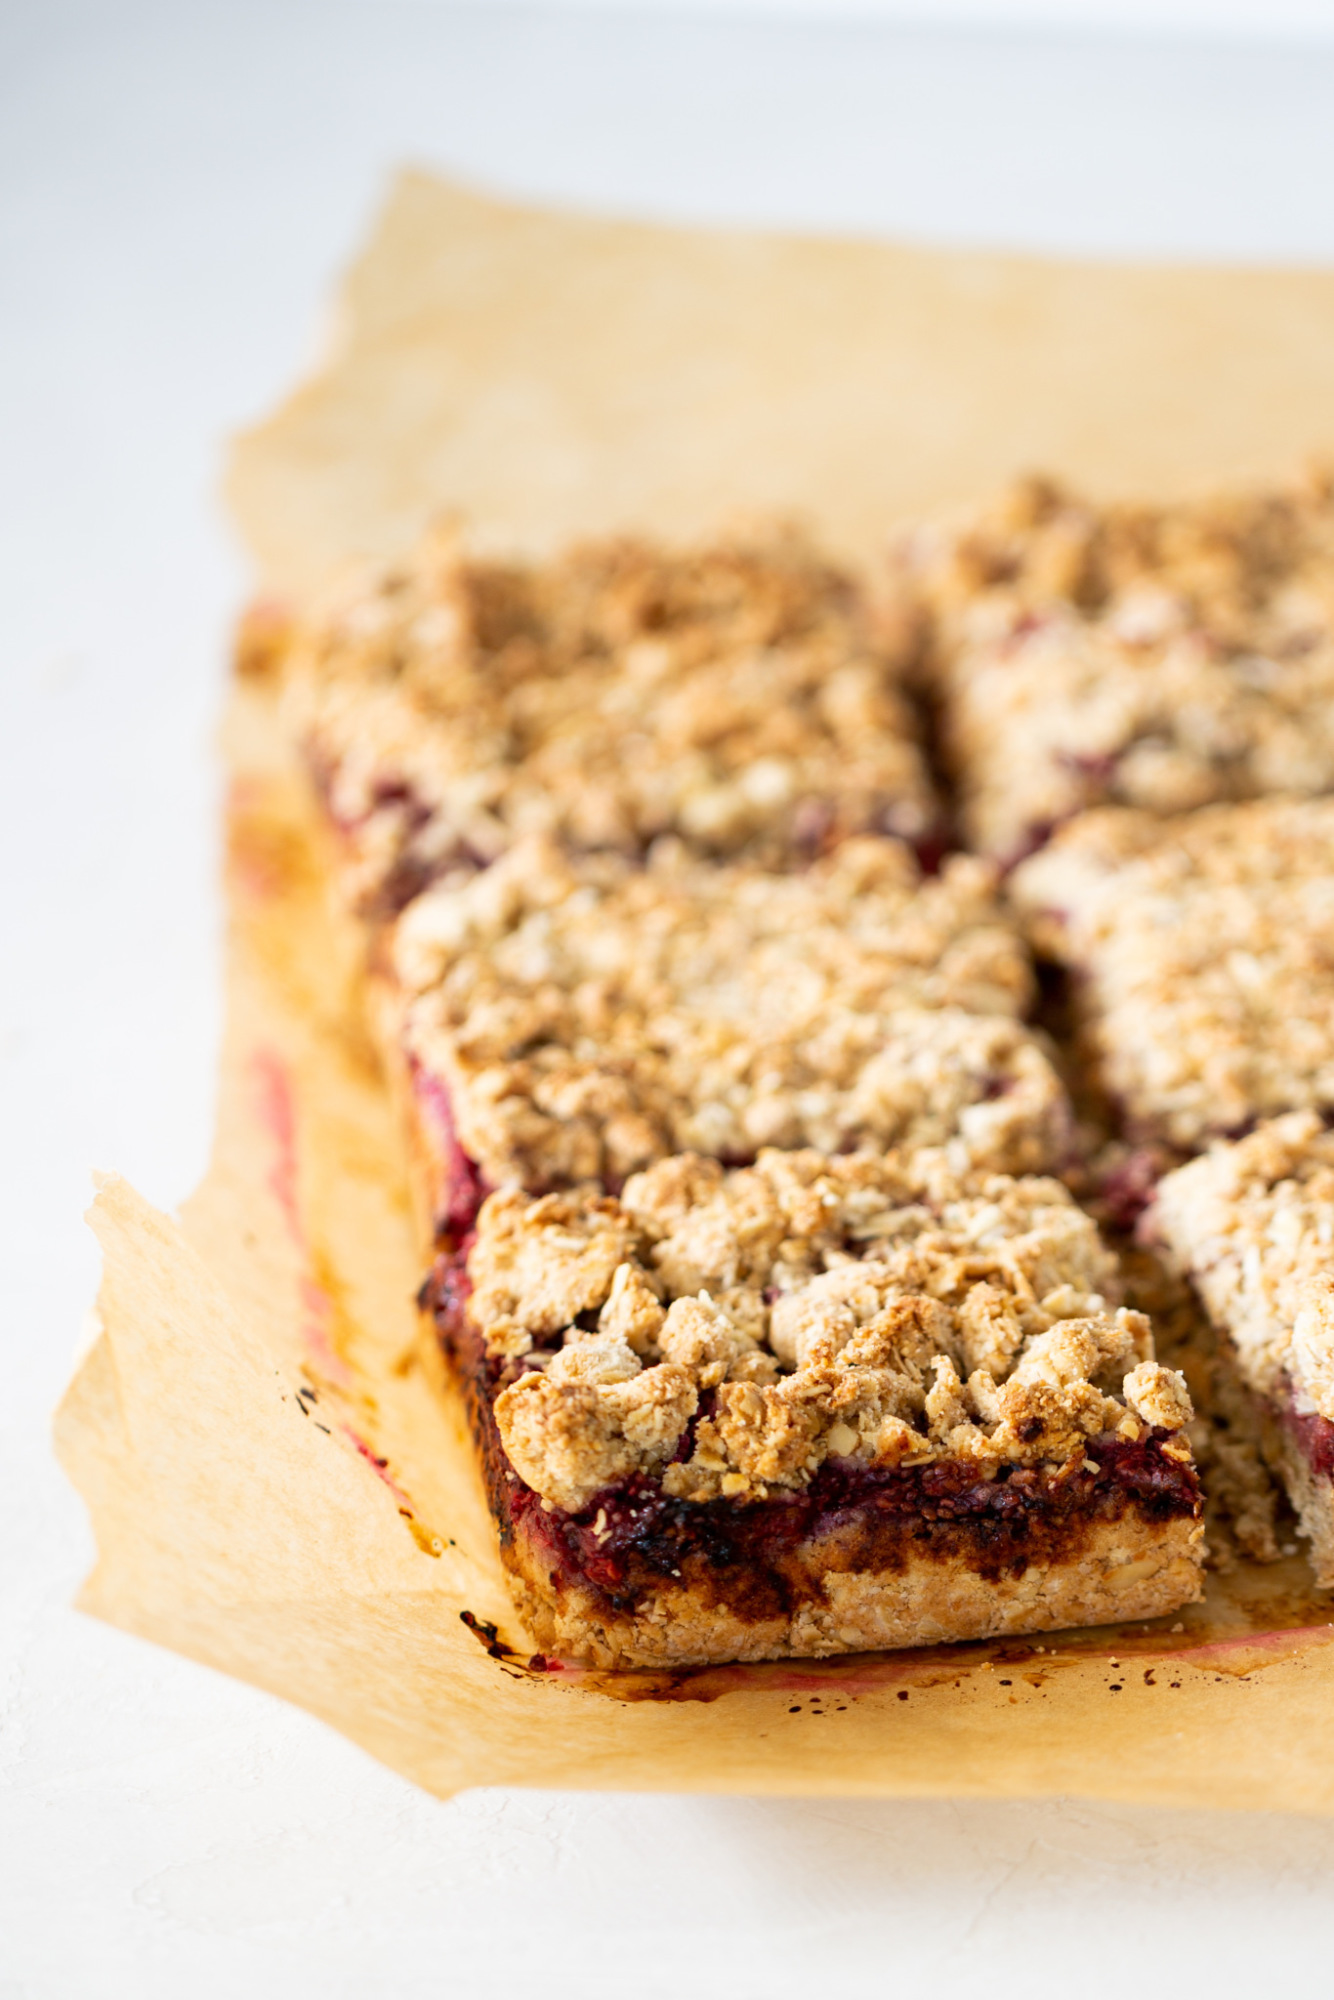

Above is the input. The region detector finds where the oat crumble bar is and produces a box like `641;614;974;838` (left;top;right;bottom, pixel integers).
1152;1114;1334;1585
425;1147;1203;1667
1009;797;1334;1153
1116;1243;1283;1571
278;523;938;914
382;833;1073;1235
252;486;1334;1650
889;470;1334;859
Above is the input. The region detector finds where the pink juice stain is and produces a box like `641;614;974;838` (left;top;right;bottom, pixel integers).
341;1423;415;1510
251;1045;351;1386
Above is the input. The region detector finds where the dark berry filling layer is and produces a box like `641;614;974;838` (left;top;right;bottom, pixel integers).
424;1255;1202;1630
513;1436;1196;1623
309;757;448;917
409;1059;489;1239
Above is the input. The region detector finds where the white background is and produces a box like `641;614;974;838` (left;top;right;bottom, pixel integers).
6;3;1334;1992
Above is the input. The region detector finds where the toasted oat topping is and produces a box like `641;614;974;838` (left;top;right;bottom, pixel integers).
392;833;1070;1190
280;524;936;912
888;470;1334;858
1010;798;1334;1150
475;1147;1187;1513
1153;1112;1334;1423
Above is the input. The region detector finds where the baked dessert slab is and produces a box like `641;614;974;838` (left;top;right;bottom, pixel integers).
383;832;1073;1239
1152;1113;1334;1586
889;470;1334;860
1114;1241;1284;1572
274;524;938;916
424;1146;1204;1668
1010;797;1334;1155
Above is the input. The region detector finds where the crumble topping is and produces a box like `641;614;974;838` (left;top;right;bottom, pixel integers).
471;1147;1189;1513
1152;1112;1334;1424
887;470;1334;858
279;523;936;912
391;833;1070;1189
1010;798;1334;1150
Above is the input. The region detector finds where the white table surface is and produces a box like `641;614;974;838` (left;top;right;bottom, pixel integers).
7;3;1334;1992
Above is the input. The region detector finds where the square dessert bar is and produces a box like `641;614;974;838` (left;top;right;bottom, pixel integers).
425;1146;1203;1667
1152;1114;1334;1585
380;832;1073;1237
1010;798;1334;1154
275;524;938;915
889;470;1334;860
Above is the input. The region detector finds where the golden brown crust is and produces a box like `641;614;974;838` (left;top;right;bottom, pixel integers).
893;469;1334;858
281;523;937;912
461;1149;1194;1516
388;832;1070;1202
1010;799;1334;1151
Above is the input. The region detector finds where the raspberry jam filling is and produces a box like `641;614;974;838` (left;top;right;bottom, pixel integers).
409;1060;489;1239
310;759;446;916
515;1436;1196;1613
1277;1378;1334;1482
424;1257;1201;1622
1097;1149;1163;1232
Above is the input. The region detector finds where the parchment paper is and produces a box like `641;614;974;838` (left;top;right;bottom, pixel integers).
228;173;1334;582
57;171;1334;1809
